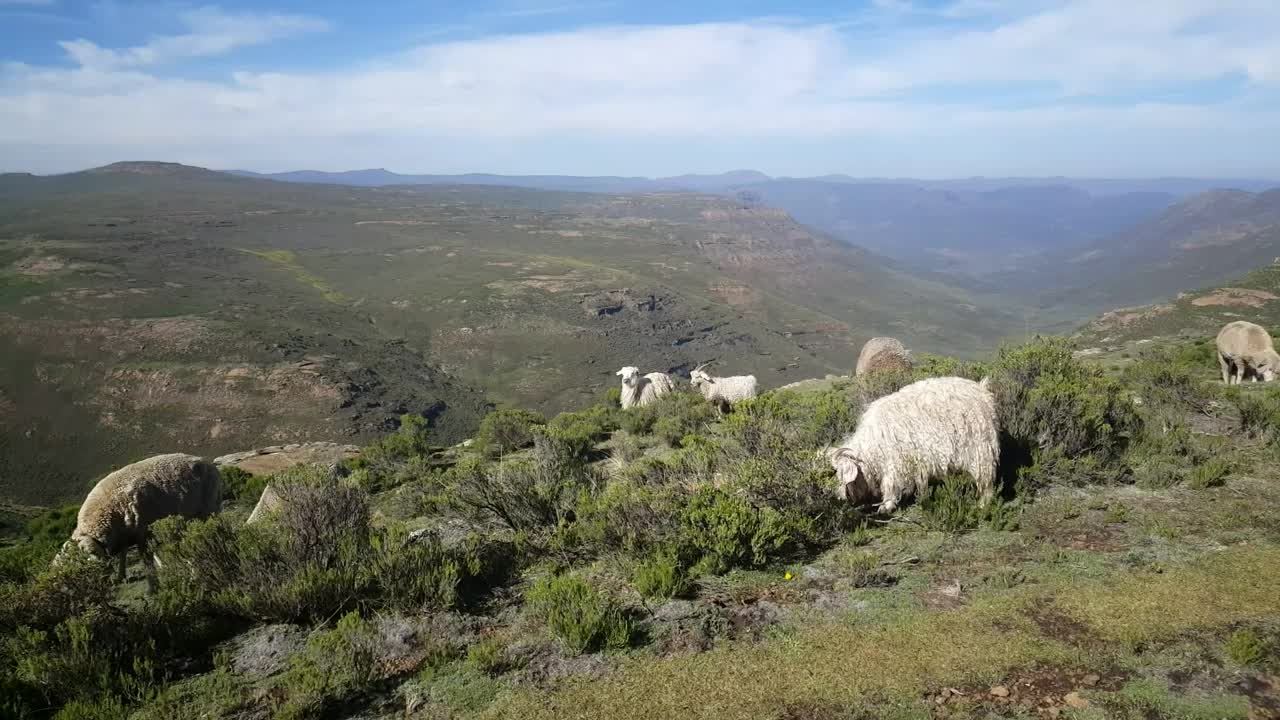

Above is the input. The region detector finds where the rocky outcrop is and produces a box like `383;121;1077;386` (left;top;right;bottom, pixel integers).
214;441;360;476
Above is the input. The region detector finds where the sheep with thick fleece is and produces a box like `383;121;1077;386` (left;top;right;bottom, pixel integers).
827;376;998;514
58;453;222;590
616;366;676;409
689;364;758;412
855;337;912;376
1216;320;1280;384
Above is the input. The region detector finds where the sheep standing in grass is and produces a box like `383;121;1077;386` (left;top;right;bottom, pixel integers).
1216;321;1280;384
57;453;222;590
689;364;758;413
855;337;913;376
616;366;676;409
827;376;998;514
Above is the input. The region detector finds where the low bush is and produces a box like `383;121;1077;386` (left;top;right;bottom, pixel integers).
0;504;79;584
1229;385;1280;441
348;413;434;484
990;338;1142;463
219;466;266;504
675;486;809;576
525;574;631;655
474;408;547;458
445;440;597;533
631;549;689;599
918;473;1019;533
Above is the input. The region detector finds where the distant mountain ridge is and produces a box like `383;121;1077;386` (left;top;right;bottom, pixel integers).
224;167;1278;197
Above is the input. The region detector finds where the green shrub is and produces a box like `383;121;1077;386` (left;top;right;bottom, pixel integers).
445;440;597;533
632;548;689;599
573;479;682;555
272;611;384;718
474;408;547;457
676;487;807;576
1186;456;1231;489
348;413;434;484
912;354;989;381
464;637;506;675
1122;351;1212;412
990;338;1141;462
1229;385;1280;440
526;574;631;655
0;504;79;584
619;391;716;447
1225;628;1272;668
918;473;1019;533
219;465;266;504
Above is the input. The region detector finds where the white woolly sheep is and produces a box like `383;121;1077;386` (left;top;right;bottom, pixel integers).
57;453;222;590
689;364;759;413
855;336;912;376
826;376;999;514
616;366;676;409
1216;320;1280;384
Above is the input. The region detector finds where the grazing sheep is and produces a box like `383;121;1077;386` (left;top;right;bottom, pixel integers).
826;376;999;514
855;337;913;376
689;364;759;413
58;453;222;590
616;366;676;409
1216;321;1280;384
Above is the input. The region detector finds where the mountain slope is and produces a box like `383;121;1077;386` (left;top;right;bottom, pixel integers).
734;180;1177;275
0;163;1019;504
1073;259;1280;350
1022;188;1280;313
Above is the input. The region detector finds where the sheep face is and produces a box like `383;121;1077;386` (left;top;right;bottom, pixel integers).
827;448;872;505
1259;352;1280;381
616;366;641;388
689;369;712;389
54;536;107;565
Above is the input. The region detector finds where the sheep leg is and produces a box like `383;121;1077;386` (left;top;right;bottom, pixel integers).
138;537;159;594
1235;364;1246;385
1219;353;1232;384
116;551;127;583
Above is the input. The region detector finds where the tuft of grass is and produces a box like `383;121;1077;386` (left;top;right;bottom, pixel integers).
526;574;632;656
1224;628;1267;668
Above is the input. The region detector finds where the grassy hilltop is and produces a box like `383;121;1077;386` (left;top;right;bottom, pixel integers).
2;329;1280;719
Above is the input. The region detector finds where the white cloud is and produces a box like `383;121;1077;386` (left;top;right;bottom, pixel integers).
57;6;328;69
1;0;1279;175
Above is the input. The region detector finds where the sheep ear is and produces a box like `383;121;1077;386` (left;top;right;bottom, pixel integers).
616;370;625;376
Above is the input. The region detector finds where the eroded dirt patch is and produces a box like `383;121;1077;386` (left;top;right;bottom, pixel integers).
928;665;1128;718
1025;599;1103;647
1190;287;1280;308
1088;303;1175;332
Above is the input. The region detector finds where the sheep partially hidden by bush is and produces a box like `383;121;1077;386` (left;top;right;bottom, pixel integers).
827;376;999;514
689;364;759;413
616;366;676;409
57;453;222;590
1216;320;1280;384
855;336;913;376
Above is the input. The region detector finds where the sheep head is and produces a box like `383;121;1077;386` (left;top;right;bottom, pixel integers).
827;447;871;505
616;366;641;387
53;535;106;566
1259;350;1280;381
689;366;712;388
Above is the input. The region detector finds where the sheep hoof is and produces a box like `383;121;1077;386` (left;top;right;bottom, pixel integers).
876;501;898;515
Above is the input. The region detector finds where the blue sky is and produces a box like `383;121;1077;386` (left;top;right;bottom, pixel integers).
2;0;1279;177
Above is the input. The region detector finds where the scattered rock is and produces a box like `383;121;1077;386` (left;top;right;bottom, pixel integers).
1082;673;1101;687
1063;691;1090;709
990;685;1010;698
214;441;360;476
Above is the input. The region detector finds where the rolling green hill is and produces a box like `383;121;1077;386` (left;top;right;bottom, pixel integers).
0;162;1021;504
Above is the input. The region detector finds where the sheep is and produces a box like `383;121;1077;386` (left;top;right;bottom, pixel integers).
689;364;759;413
826;376;999;514
57;453;222;591
855;336;913;376
616;366;676;409
1216;321;1280;384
